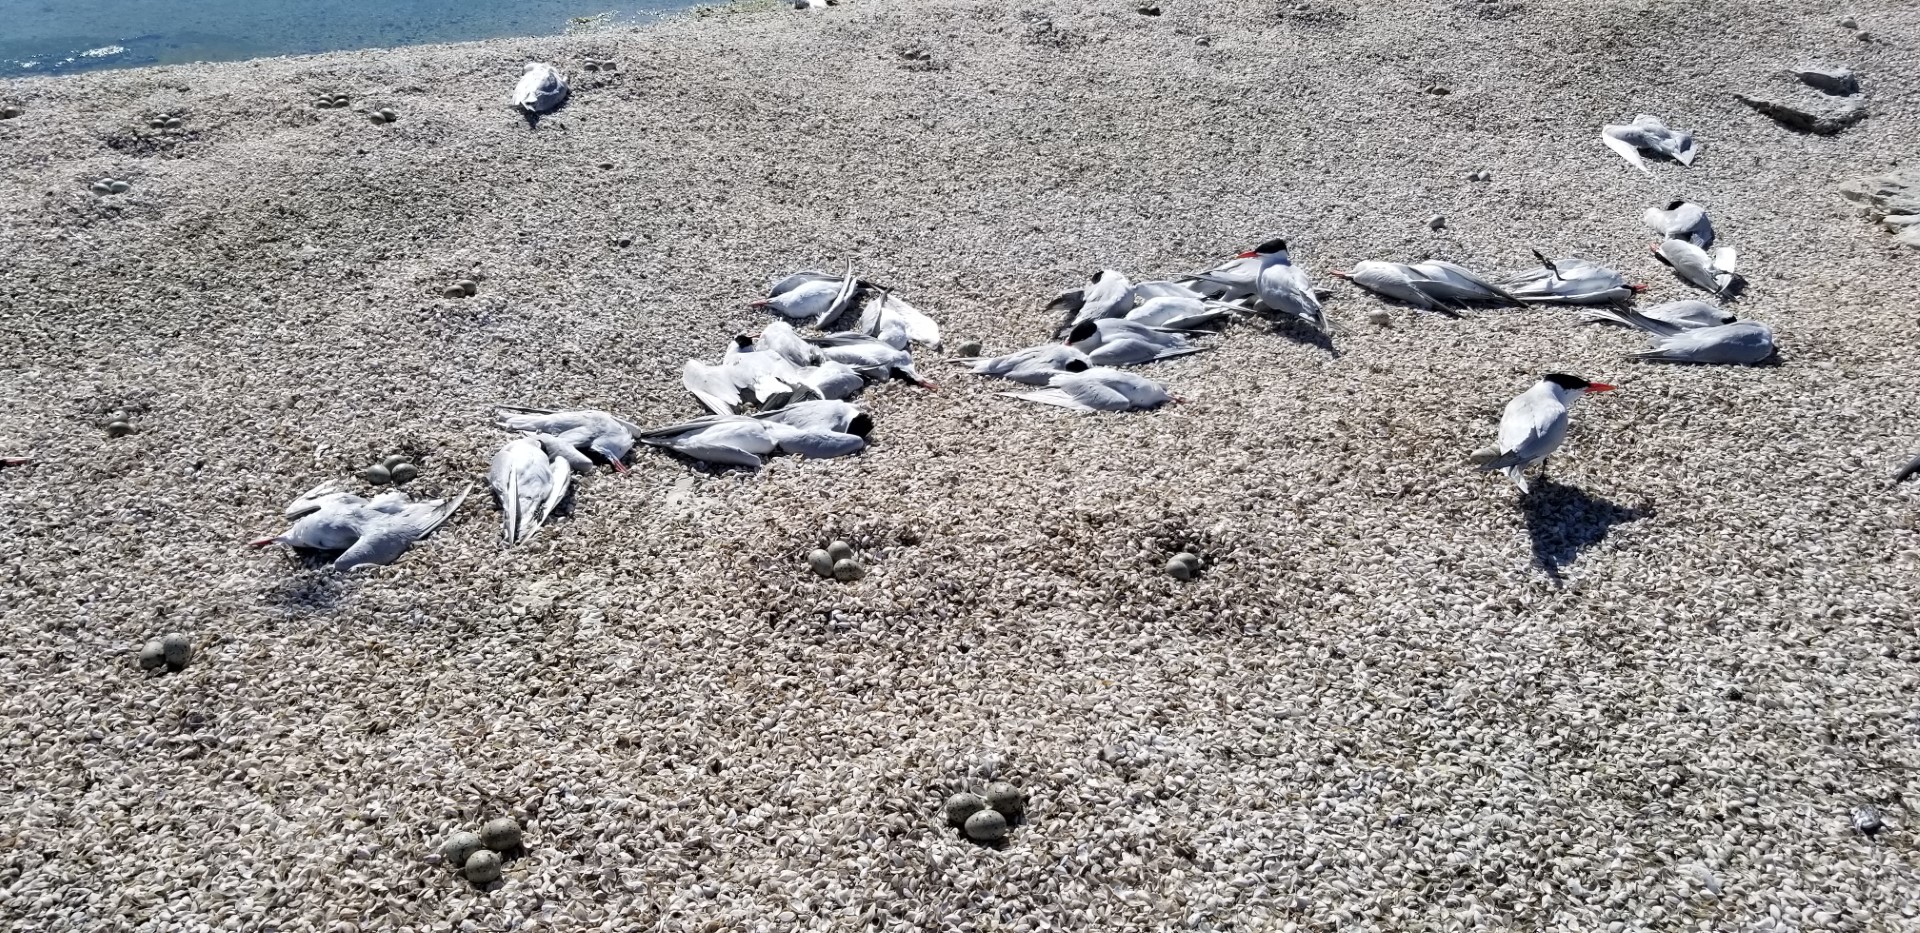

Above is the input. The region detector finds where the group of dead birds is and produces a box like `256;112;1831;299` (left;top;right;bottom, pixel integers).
247;269;939;568
954;197;1770;413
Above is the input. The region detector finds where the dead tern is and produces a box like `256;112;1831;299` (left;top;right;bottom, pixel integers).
1602;115;1698;174
1628;321;1776;365
1177;251;1263;303
511;63;569;114
493;407;633;472
1124;295;1238;330
958;345;1093;385
1049;270;1136;336
1893;453;1920;487
1579;299;1735;332
489;437;571;545
1001;367;1177;413
857;289;942;350
1063;318;1210;366
1504;251;1643;305
1652;239;1738;294
1643;200;1715;248
755;264;865;327
808;334;935;388
1477;373;1616;493
249;481;470;570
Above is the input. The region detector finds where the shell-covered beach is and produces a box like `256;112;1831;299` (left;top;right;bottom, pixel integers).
2;0;1919;929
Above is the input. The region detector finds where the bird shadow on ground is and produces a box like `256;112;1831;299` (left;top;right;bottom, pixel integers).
1521;479;1648;581
263;567;354;614
1267;318;1338;357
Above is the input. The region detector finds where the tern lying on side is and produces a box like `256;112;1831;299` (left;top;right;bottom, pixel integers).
1602;115;1698;174
1579;299;1735;332
489;437;572;545
249;481;470;570
1628;321;1776;365
1332;259;1519;311
1652;239;1738;294
1001;367;1177;413
494;407;633;472
756;264;866;328
511;63;570;113
1049;270;1137;337
1643;200;1714;248
1062;318;1211;366
1504;251;1642;305
958;345;1093;385
639;401;874;467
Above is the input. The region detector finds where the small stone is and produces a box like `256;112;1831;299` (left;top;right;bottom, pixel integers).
334;95;351;107
389;462;419;484
955;341;983;357
315;98;332;108
598;161;614;170
832;559;866;582
964;808;1008;842
1852;806;1884;835
381;454;408;468
440;831;484;868
1366;309;1392;327
1855;31;1871;42
1794;66;1859;96
106;409;129;422
615;237;632;248
0;105;21;119
442;285;466;299
1838;16;1856;28
984;783;1025;817
105;421;134;437
1425;84;1450;95
807;549;835;578
463;849;502;884
944;792;986;826
479;817;523;851
149;118;166;129
362;464;392;485
378;108;397;122
164;117;182;129
108;181;132;194
1468;444;1502;466
827;541;855;562
456;279;478;296
584;61;602;72
601;61;618;71
1166;557;1194;580
160;633;191;670
369;112;388;124
1735;91;1867;135
1136;4;1161;14
90;182;112;196
138;640;166;670
1427;214;1446;230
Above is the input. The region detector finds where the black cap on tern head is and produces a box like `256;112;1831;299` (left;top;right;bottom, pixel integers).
732;334;754;348
848;413;874;438
1665;199;1688;210
1065;320;1098;344
1543;373;1591;391
1253;237;1289;254
1063;358;1091;373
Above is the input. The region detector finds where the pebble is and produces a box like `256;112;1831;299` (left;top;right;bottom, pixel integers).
160;633;191;670
440;831;484;868
955;341;983;357
1366;309;1393;327
807;549;836;578
1425;84;1450;95
362;464;392;485
944;792;986;826
1838;16;1856;28
827;541;855;562
137;640;166;671
378;108;397;121
105;421;134;437
984;783;1025;817
832;559;866;582
442;285;466;299
479;817;523;851
964;808;1009;842
108;181;132;195
463;849;502;884
1427;214;1446;230
1855;31;1871;42
389;462;419;484
1468;444;1501;466
0;105;21;119
456;279;478;296
1852;806;1884;835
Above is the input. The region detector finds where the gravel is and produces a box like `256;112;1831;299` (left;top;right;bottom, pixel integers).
2;0;1919;930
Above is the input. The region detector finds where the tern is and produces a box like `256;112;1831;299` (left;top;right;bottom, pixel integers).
493;407;633;472
1602;115;1698;174
511;63;569;114
1643;200;1715;248
957;345;1093;385
1049;270;1136;336
1239;238;1326;331
249;481;470;570
1477;373;1616;493
1001;367;1177;412
1504;251;1642;305
1579;299;1735;332
1652;240;1738;294
489;437;571;545
1628;321;1776;365
1063;319;1210;366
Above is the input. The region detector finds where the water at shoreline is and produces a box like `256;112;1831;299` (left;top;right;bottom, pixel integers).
0;0;695;79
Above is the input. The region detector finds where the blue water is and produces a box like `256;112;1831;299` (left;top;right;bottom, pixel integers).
0;0;689;78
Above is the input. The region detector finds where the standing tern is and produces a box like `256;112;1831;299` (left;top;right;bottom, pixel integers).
493;408;634;472
1643;200;1715;248
1601;115;1698;174
249;481;471;570
1240;238;1326;332
511;63;570;114
1478;373;1616;493
1652;240;1738;294
489;437;571;545
1001;367;1178;413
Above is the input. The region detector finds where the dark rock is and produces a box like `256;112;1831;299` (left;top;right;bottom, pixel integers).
1735;91;1866;135
1793;66;1858;95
